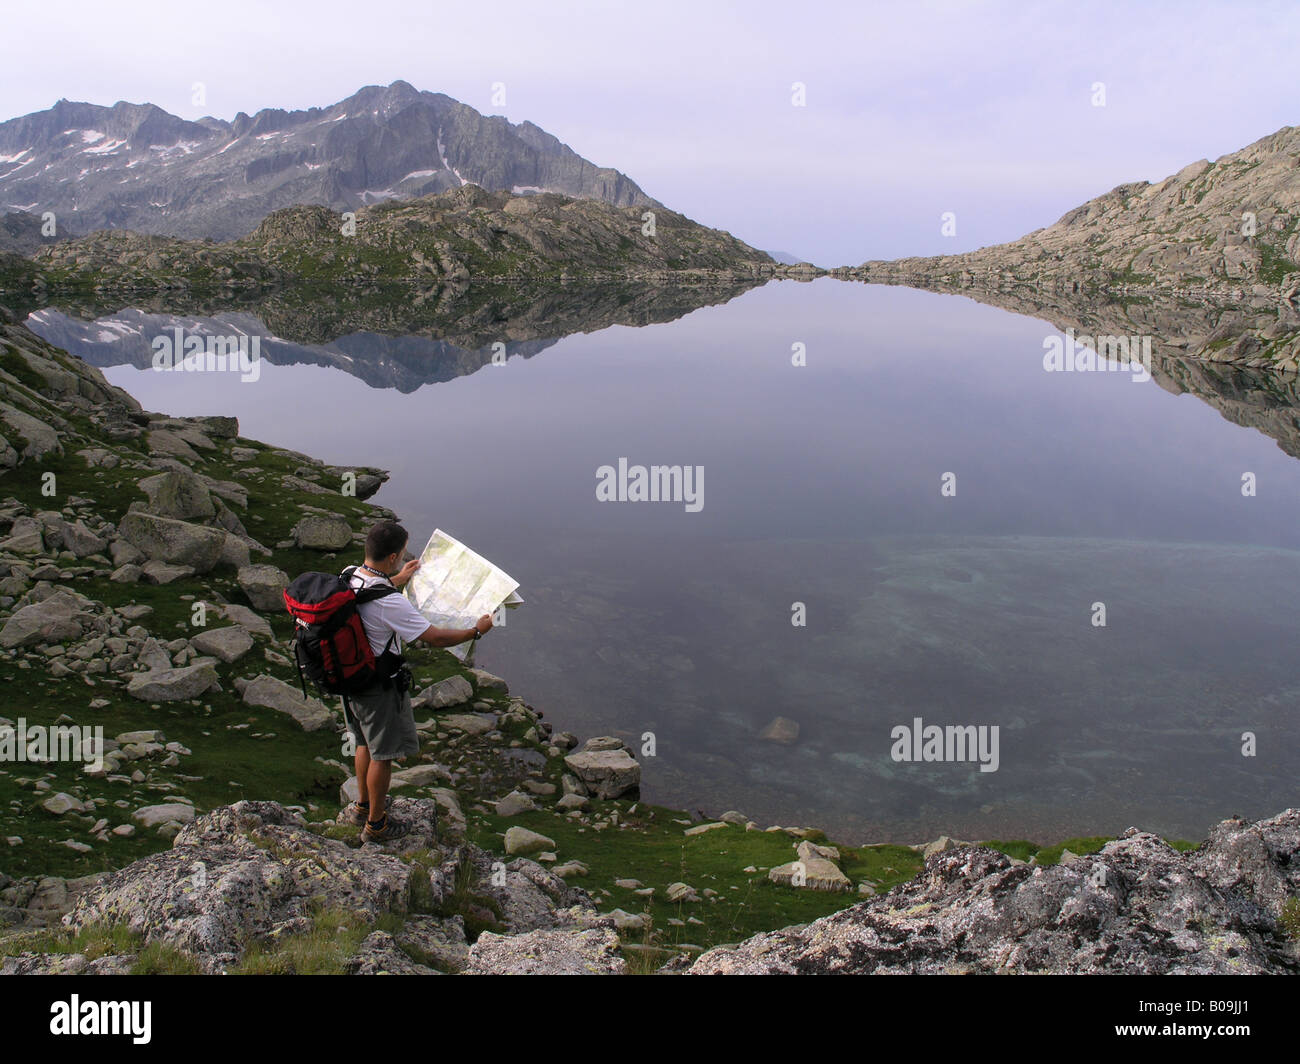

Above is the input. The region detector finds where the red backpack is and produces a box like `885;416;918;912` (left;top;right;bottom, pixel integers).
284;566;398;711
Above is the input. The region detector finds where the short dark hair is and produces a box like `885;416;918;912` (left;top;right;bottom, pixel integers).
365;520;408;561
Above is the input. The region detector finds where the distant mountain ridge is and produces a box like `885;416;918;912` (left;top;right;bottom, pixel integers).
0;81;660;240
849;124;1300;298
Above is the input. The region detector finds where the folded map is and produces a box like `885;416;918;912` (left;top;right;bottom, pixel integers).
403;529;521;662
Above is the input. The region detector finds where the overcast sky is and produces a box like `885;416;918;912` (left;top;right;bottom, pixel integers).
5;0;1298;264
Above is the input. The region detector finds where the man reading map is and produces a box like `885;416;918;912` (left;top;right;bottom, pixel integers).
341;520;498;843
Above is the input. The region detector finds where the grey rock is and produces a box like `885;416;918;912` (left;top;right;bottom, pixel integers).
291;514;352;550
0;590;93;648
215;603;273;639
136;470;216;520
691;810;1300;975
504;826;555;856
240;674;333;731
64;799;439;971
495;791;538;817
412;675;473;711
344;931;437;975
117;512;225;573
132;803;197;829
237;564;289;611
466;926;626;975
190;625;255;664
139;559;195;584
563;745;640;800
126;663;218;702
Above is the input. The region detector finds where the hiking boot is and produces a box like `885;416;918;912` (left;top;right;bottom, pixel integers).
343;795;392;826
361;813;411;844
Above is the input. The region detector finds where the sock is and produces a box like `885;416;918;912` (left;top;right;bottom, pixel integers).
367;814;386;830
357;800;369;809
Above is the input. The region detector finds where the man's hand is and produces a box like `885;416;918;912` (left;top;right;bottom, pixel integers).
475;614;494;635
392;558;420;588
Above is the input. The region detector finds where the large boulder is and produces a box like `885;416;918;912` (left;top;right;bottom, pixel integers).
136;470;216;520
126;662;219;702
190;626;255;664
412;675;473;711
563;739;641;800
238;564;289;611
37;513;107;558
0;590;94;648
292;514;352;551
0;516;44;554
64;800;437;972
0;403;61;459
117;512;225;573
240;675;333;731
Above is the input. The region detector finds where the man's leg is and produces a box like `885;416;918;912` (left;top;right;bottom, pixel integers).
354;745;372;807
366;758;393;826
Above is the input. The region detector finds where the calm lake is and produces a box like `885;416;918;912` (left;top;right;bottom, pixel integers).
28;279;1300;844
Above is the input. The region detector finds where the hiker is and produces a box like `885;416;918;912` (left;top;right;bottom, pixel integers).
342;519;493;842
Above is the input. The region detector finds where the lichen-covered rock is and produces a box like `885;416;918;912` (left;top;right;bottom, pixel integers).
117;512;225;573
64;800;439;972
689;811;1300;975
237;564;289;611
466;926;626;975
136;469;216;521
344;931;439;975
292;514;352;550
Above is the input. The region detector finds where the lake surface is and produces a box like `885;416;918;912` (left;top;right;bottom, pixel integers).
29;279;1300;844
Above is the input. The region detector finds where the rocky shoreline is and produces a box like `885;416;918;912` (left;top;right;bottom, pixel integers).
0;308;1297;974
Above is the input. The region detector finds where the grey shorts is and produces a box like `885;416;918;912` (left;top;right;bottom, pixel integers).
345;682;419;762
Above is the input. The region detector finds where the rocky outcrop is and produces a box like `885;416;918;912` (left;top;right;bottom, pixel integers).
844;123;1300;370
687;809;1300;975
2;799;611;975
22;184;778;293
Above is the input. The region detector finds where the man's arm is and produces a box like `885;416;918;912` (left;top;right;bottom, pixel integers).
415;614;494;648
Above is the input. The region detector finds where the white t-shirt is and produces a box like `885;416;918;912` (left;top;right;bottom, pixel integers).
346;567;431;656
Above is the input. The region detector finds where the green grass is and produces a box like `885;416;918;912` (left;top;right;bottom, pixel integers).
1255;232;1299;286
233;906;373;974
1280;897;1300;942
467;805;922;952
0;920;137;959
